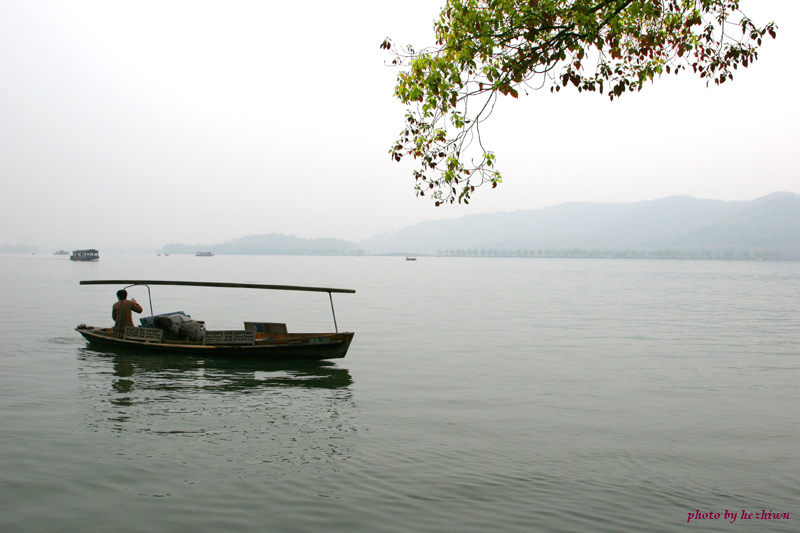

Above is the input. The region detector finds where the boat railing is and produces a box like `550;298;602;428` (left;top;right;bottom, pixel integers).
204;330;256;345
124;327;163;343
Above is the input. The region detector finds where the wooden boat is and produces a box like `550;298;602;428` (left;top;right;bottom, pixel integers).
76;280;355;360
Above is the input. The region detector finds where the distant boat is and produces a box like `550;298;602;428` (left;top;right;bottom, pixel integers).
70;249;99;261
406;257;417;261
54;250;69;255
195;251;214;257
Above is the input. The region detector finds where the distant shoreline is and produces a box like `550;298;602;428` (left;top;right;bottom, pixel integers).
434;249;787;260
1;250;794;261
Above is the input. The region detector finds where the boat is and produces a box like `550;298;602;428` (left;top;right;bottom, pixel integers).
195;251;214;257
54;250;69;255
406;257;417;261
70;249;99;261
75;280;355;360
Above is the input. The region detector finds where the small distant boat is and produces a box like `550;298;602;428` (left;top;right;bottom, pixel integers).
54;250;69;255
70;249;99;261
196;251;214;257
75;280;355;360
406;257;417;261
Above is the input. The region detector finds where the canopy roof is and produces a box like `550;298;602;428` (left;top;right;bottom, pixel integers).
80;280;355;294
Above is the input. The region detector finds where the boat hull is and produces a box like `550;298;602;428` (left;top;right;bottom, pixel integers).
76;326;353;360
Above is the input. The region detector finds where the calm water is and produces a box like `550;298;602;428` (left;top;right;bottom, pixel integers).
0;254;797;532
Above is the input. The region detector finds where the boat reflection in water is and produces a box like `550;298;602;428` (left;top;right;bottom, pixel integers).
79;346;353;395
77;346;358;475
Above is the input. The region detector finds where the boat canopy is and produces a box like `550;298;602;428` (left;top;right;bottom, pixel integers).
80;279;354;332
71;249;99;260
79;280;355;294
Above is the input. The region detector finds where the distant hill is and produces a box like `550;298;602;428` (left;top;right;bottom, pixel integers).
157;193;799;258
160;233;364;256
359;192;800;258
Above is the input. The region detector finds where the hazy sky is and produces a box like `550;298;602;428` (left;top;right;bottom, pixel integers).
2;1;798;250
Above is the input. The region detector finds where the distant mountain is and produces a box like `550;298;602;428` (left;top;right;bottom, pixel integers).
160;233;364;256
157;193;799;258
678;193;800;253
359;192;800;258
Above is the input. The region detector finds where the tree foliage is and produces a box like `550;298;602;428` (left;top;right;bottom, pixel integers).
382;0;776;206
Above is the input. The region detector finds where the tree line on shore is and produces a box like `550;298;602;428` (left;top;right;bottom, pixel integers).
436;249;784;260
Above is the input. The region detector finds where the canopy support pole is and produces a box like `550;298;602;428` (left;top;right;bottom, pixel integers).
329;292;339;333
125;283;154;317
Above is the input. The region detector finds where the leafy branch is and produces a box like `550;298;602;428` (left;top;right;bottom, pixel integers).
383;0;776;206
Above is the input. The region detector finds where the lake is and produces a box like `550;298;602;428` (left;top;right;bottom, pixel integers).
0;253;797;532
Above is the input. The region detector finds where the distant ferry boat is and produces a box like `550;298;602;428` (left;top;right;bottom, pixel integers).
195;251;214;257
54;250;69;255
70;249;99;261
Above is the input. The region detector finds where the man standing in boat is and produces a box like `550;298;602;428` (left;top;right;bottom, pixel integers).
112;289;142;335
